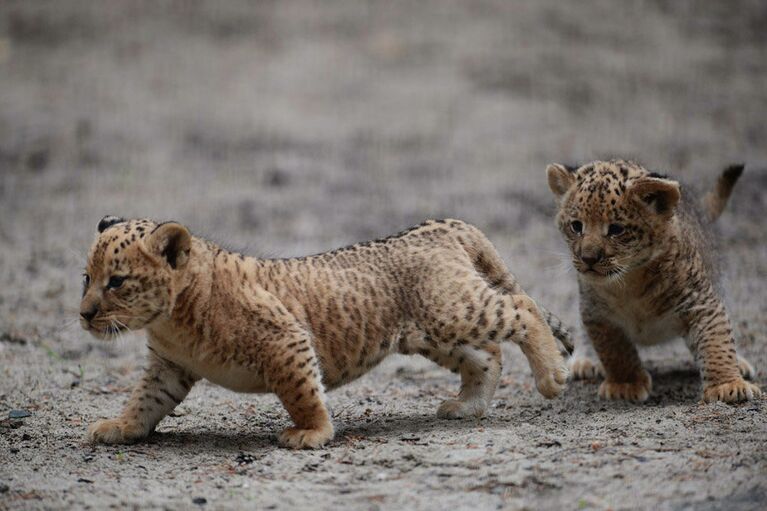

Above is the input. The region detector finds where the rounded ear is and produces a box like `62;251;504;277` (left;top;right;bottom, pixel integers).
146;222;192;269
97;215;125;233
546;164;576;199
628;177;681;218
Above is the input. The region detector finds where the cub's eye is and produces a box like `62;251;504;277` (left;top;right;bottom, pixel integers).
570;220;583;234
107;276;126;289
82;274;90;297
607;224;625;236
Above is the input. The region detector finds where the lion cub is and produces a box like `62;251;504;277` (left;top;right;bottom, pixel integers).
81;216;570;448
547;160;760;403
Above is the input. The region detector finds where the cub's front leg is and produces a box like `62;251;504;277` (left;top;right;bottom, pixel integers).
584;318;652;402
260;331;334;449
683;299;761;403
88;350;198;444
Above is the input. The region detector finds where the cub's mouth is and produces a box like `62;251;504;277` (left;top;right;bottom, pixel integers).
82;321;129;340
575;265;607;276
576;266;613;279
577;267;624;281
81;310;162;339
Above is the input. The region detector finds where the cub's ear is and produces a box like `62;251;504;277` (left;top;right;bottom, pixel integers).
628;177;681;218
146;222;192;269
546;163;576;199
97;215;125;233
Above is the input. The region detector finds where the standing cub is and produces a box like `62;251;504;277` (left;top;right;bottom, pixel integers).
547;159;761;403
81;217;571;448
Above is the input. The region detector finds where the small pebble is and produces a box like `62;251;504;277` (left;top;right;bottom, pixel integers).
265;168;289;188
0;419;22;429
0;483;9;493
235;452;255;465
9;410;31;419
192;497;207;505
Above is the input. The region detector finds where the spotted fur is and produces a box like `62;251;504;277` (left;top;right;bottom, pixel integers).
547;159;760;403
81;217;571;448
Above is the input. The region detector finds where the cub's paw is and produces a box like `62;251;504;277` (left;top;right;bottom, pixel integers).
598;370;652;402
569;356;604;380
87;418;147;444
535;356;569;399
737;356;756;380
436;399;487;419
704;379;761;403
278;424;334;449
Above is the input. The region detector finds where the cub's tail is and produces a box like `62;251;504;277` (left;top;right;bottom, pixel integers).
455;220;574;357
538;305;574;357
704;164;744;222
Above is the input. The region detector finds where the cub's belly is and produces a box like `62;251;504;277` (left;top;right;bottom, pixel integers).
149;341;269;394
194;363;270;393
619;312;686;346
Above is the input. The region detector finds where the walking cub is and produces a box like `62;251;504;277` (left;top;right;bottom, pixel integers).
547;159;760;403
81;217;571;448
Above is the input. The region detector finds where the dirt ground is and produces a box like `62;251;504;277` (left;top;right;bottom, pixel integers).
1;1;766;509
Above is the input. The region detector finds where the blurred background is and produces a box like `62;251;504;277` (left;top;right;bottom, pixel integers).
2;0;766;350
2;0;767;290
1;1;766;509
2;0;766;335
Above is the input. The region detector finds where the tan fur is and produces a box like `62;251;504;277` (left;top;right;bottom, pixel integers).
703;164;744;221
81;217;570;448
546;160;760;403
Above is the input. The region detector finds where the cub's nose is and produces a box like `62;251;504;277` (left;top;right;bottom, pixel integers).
580;251;603;268
80;307;98;322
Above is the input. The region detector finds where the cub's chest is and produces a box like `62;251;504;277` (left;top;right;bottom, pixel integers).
593;287;687;346
148;334;269;394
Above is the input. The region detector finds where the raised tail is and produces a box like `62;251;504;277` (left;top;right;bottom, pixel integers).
704;164;744;222
538;305;574;357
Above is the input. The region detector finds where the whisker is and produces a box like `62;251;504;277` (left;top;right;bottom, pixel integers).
66;245;86;264
543;250;577;278
60;319;82;333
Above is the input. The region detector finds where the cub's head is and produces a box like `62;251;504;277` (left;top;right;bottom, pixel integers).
79;215;192;339
546;160;681;282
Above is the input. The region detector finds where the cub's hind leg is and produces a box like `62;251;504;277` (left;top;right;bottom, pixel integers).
412;275;568;416
437;343;502;419
88;349;198;444
399;324;501;419
504;294;569;398
464;234;574;357
441;291;569;402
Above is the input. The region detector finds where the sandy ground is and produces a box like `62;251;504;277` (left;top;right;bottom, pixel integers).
1;1;766;509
